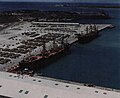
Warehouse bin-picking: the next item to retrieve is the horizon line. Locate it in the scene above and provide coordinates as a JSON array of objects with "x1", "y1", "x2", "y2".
[{"x1": 0, "y1": 1, "x2": 119, "y2": 4}]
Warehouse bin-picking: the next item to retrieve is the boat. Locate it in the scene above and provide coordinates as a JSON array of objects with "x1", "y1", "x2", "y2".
[
  {"x1": 18, "y1": 38, "x2": 70, "y2": 71},
  {"x1": 76, "y1": 25, "x2": 99, "y2": 43}
]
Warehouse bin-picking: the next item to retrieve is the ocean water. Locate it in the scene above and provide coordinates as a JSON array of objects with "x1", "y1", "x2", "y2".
[
  {"x1": 0, "y1": 2, "x2": 120, "y2": 89},
  {"x1": 40, "y1": 8, "x2": 120, "y2": 89}
]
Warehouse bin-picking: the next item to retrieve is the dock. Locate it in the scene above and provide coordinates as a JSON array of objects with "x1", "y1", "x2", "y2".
[
  {"x1": 0, "y1": 22, "x2": 119, "y2": 98},
  {"x1": 0, "y1": 22, "x2": 113, "y2": 71},
  {"x1": 0, "y1": 71, "x2": 119, "y2": 98}
]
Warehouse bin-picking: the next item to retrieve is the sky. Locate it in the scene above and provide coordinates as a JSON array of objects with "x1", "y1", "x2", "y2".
[{"x1": 0, "y1": 0, "x2": 119, "y2": 3}]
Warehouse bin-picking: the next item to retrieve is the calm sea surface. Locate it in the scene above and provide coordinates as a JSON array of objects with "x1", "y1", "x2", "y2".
[{"x1": 0, "y1": 2, "x2": 120, "y2": 89}]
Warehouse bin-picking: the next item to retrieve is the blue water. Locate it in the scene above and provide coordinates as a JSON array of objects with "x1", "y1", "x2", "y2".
[
  {"x1": 39, "y1": 8, "x2": 120, "y2": 89},
  {"x1": 0, "y1": 2, "x2": 120, "y2": 89}
]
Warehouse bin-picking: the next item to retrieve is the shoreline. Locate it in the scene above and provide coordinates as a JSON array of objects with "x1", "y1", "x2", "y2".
[{"x1": 0, "y1": 71, "x2": 120, "y2": 98}]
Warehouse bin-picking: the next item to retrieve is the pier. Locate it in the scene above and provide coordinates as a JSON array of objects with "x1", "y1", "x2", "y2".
[
  {"x1": 0, "y1": 22, "x2": 113, "y2": 71},
  {"x1": 0, "y1": 71, "x2": 119, "y2": 98},
  {"x1": 0, "y1": 19, "x2": 119, "y2": 98}
]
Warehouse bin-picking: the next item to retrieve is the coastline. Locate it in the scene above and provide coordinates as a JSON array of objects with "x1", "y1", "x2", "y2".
[
  {"x1": 0, "y1": 71, "x2": 120, "y2": 98},
  {"x1": 0, "y1": 2, "x2": 117, "y2": 91}
]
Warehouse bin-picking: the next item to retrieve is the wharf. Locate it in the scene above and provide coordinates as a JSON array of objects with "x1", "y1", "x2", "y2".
[
  {"x1": 0, "y1": 71, "x2": 119, "y2": 98},
  {"x1": 0, "y1": 22, "x2": 113, "y2": 71}
]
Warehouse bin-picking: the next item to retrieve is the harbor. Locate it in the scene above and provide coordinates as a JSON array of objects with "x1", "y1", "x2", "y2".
[
  {"x1": 0, "y1": 21, "x2": 113, "y2": 72},
  {"x1": 0, "y1": 1, "x2": 120, "y2": 98}
]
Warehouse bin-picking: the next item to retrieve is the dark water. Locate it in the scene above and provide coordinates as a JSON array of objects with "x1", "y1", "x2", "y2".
[
  {"x1": 39, "y1": 8, "x2": 120, "y2": 89},
  {"x1": 0, "y1": 2, "x2": 120, "y2": 89},
  {"x1": 0, "y1": 2, "x2": 119, "y2": 12}
]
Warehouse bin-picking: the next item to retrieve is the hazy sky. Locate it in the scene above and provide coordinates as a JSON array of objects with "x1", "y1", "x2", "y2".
[{"x1": 0, "y1": 0, "x2": 119, "y2": 3}]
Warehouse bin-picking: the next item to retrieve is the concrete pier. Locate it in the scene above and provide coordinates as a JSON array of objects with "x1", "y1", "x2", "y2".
[{"x1": 0, "y1": 71, "x2": 119, "y2": 98}]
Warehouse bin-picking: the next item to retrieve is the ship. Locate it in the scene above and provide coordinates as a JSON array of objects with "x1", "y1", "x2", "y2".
[
  {"x1": 76, "y1": 25, "x2": 99, "y2": 43},
  {"x1": 18, "y1": 38, "x2": 70, "y2": 71}
]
